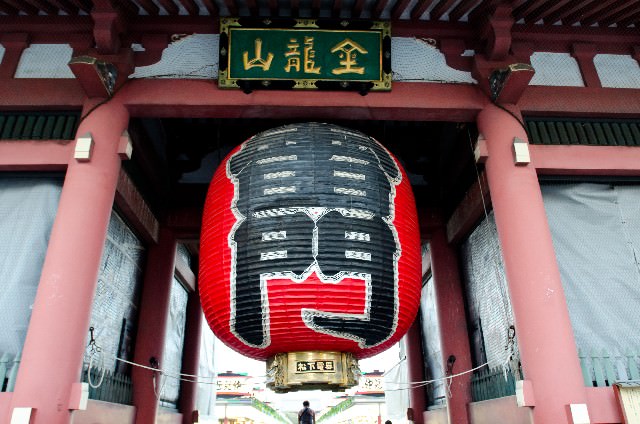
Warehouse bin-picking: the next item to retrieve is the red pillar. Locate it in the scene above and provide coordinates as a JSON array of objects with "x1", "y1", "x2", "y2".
[
  {"x1": 478, "y1": 103, "x2": 589, "y2": 422},
  {"x1": 132, "y1": 228, "x2": 177, "y2": 424},
  {"x1": 405, "y1": 317, "x2": 426, "y2": 424},
  {"x1": 8, "y1": 100, "x2": 128, "y2": 424},
  {"x1": 179, "y1": 290, "x2": 203, "y2": 424},
  {"x1": 429, "y1": 225, "x2": 472, "y2": 424}
]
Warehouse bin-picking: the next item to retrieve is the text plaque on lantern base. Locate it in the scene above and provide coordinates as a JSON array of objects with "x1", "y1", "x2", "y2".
[{"x1": 266, "y1": 351, "x2": 360, "y2": 393}]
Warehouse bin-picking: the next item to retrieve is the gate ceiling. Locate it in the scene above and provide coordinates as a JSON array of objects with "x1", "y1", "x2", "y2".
[{"x1": 1, "y1": 0, "x2": 639, "y2": 29}]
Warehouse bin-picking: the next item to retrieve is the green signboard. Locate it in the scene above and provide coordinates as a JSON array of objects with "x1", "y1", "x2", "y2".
[{"x1": 219, "y1": 18, "x2": 391, "y2": 92}]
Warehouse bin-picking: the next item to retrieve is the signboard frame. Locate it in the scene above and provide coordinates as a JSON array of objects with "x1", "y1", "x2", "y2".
[{"x1": 218, "y1": 18, "x2": 392, "y2": 93}]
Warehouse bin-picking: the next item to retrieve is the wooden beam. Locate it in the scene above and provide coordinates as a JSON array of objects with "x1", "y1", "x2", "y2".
[
  {"x1": 174, "y1": 252, "x2": 196, "y2": 292},
  {"x1": 167, "y1": 207, "x2": 203, "y2": 240},
  {"x1": 115, "y1": 168, "x2": 160, "y2": 245},
  {"x1": 446, "y1": 171, "x2": 490, "y2": 244},
  {"x1": 0, "y1": 139, "x2": 72, "y2": 171},
  {"x1": 118, "y1": 80, "x2": 486, "y2": 121},
  {"x1": 531, "y1": 144, "x2": 640, "y2": 176}
]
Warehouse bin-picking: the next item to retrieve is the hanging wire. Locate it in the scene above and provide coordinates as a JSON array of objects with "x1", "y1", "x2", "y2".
[
  {"x1": 77, "y1": 64, "x2": 218, "y2": 127},
  {"x1": 86, "y1": 327, "x2": 106, "y2": 389},
  {"x1": 465, "y1": 125, "x2": 522, "y2": 381}
]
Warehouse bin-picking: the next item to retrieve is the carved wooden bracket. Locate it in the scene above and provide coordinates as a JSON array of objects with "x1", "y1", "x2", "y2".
[
  {"x1": 480, "y1": 5, "x2": 514, "y2": 61},
  {"x1": 571, "y1": 43, "x2": 600, "y2": 88},
  {"x1": 92, "y1": 10, "x2": 126, "y2": 54},
  {"x1": 68, "y1": 49, "x2": 135, "y2": 98},
  {"x1": 0, "y1": 33, "x2": 29, "y2": 79}
]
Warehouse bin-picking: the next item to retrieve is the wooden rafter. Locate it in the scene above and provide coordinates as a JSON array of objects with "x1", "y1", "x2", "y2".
[
  {"x1": 332, "y1": 0, "x2": 342, "y2": 17},
  {"x1": 177, "y1": 0, "x2": 201, "y2": 15},
  {"x1": 448, "y1": 0, "x2": 480, "y2": 22},
  {"x1": 513, "y1": 0, "x2": 550, "y2": 20},
  {"x1": 311, "y1": 0, "x2": 321, "y2": 17},
  {"x1": 351, "y1": 0, "x2": 367, "y2": 18},
  {"x1": 545, "y1": 0, "x2": 595, "y2": 25},
  {"x1": 467, "y1": 0, "x2": 504, "y2": 22},
  {"x1": 524, "y1": 0, "x2": 575, "y2": 24},
  {"x1": 409, "y1": 0, "x2": 431, "y2": 20},
  {"x1": 268, "y1": 0, "x2": 278, "y2": 16},
  {"x1": 614, "y1": 7, "x2": 640, "y2": 27},
  {"x1": 430, "y1": 0, "x2": 460, "y2": 20},
  {"x1": 221, "y1": 0, "x2": 237, "y2": 16},
  {"x1": 111, "y1": 0, "x2": 140, "y2": 16},
  {"x1": 244, "y1": 0, "x2": 258, "y2": 15},
  {"x1": 563, "y1": 0, "x2": 619, "y2": 25},
  {"x1": 134, "y1": 0, "x2": 161, "y2": 14},
  {"x1": 373, "y1": 0, "x2": 390, "y2": 18},
  {"x1": 199, "y1": 0, "x2": 219, "y2": 15},
  {"x1": 3, "y1": 0, "x2": 39, "y2": 14},
  {"x1": 599, "y1": 1, "x2": 640, "y2": 26},
  {"x1": 25, "y1": 0, "x2": 58, "y2": 14},
  {"x1": 290, "y1": 0, "x2": 299, "y2": 17},
  {"x1": 155, "y1": 0, "x2": 179, "y2": 14},
  {"x1": 46, "y1": 0, "x2": 79, "y2": 14},
  {"x1": 581, "y1": 0, "x2": 638, "y2": 26},
  {"x1": 67, "y1": 0, "x2": 91, "y2": 12},
  {"x1": 0, "y1": 0, "x2": 19, "y2": 14},
  {"x1": 391, "y1": 0, "x2": 413, "y2": 20}
]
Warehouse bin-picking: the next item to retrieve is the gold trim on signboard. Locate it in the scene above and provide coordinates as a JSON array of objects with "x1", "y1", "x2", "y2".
[
  {"x1": 266, "y1": 351, "x2": 361, "y2": 393},
  {"x1": 218, "y1": 18, "x2": 391, "y2": 91}
]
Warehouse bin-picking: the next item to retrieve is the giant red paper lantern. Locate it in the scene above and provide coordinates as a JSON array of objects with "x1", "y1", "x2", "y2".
[{"x1": 200, "y1": 123, "x2": 421, "y2": 379}]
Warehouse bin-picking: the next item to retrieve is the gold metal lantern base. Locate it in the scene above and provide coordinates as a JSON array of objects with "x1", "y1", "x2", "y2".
[{"x1": 266, "y1": 351, "x2": 361, "y2": 393}]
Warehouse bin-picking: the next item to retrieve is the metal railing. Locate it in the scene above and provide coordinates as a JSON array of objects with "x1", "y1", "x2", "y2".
[
  {"x1": 0, "y1": 352, "x2": 20, "y2": 393},
  {"x1": 579, "y1": 349, "x2": 640, "y2": 387},
  {"x1": 471, "y1": 367, "x2": 516, "y2": 402},
  {"x1": 82, "y1": 365, "x2": 133, "y2": 405}
]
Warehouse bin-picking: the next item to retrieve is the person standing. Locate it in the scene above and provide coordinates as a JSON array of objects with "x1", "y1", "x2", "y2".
[{"x1": 298, "y1": 400, "x2": 316, "y2": 424}]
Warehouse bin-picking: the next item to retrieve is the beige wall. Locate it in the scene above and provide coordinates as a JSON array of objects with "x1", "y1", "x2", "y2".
[
  {"x1": 71, "y1": 400, "x2": 136, "y2": 424},
  {"x1": 469, "y1": 396, "x2": 533, "y2": 424}
]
